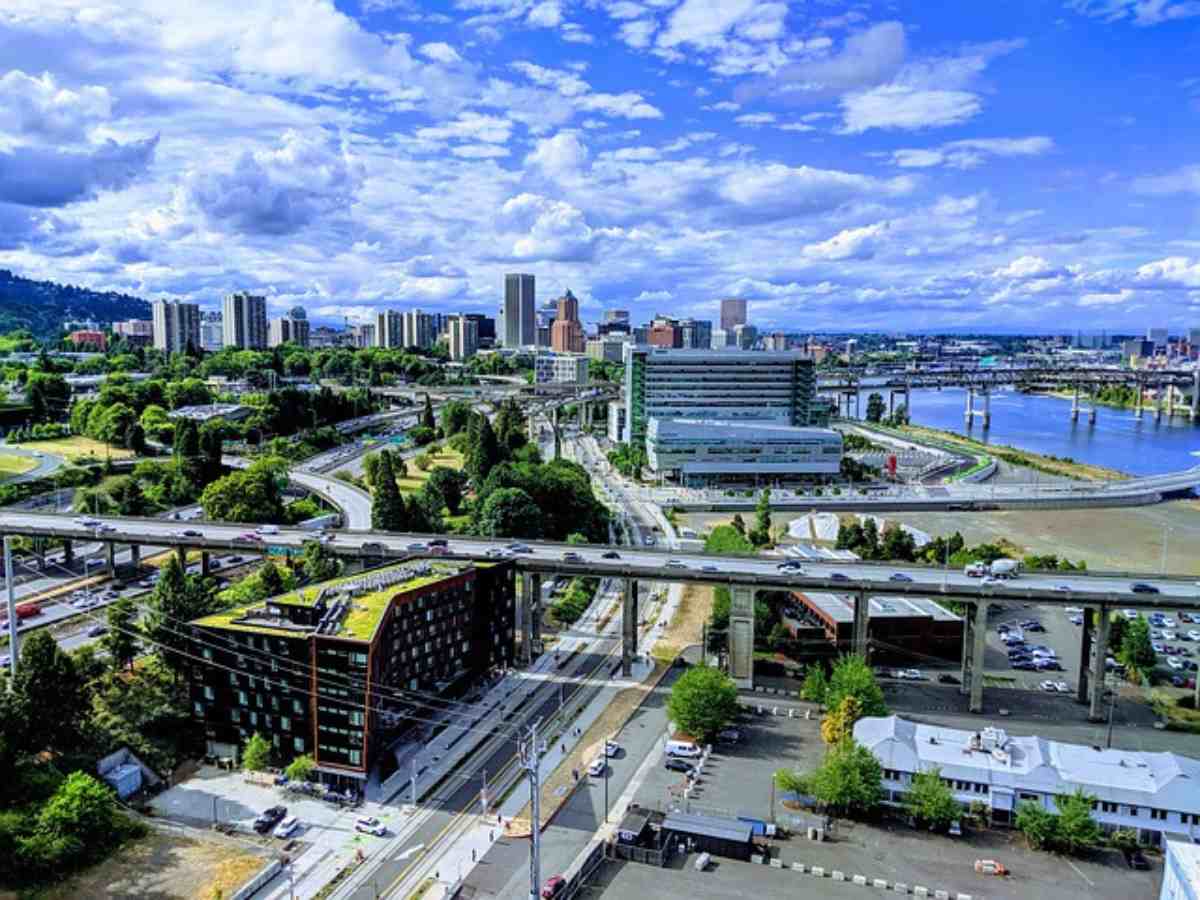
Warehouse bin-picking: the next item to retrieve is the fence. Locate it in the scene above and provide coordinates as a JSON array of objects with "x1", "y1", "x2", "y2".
[
  {"x1": 231, "y1": 859, "x2": 282, "y2": 900},
  {"x1": 561, "y1": 841, "x2": 611, "y2": 899},
  {"x1": 609, "y1": 843, "x2": 666, "y2": 867}
]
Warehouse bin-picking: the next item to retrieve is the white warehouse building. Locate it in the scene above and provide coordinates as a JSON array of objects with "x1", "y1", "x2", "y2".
[
  {"x1": 645, "y1": 418, "x2": 842, "y2": 485},
  {"x1": 855, "y1": 715, "x2": 1200, "y2": 846}
]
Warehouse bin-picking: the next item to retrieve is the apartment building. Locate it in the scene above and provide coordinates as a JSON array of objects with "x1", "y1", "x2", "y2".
[
  {"x1": 152, "y1": 299, "x2": 201, "y2": 354},
  {"x1": 222, "y1": 292, "x2": 268, "y2": 349}
]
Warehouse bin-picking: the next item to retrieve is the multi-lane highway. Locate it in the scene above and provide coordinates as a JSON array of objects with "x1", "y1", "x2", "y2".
[{"x1": 2, "y1": 510, "x2": 1200, "y2": 610}]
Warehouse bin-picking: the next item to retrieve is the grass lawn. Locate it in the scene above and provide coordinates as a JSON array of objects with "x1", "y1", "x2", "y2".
[
  {"x1": 14, "y1": 435, "x2": 134, "y2": 461},
  {"x1": 0, "y1": 452, "x2": 37, "y2": 477},
  {"x1": 396, "y1": 447, "x2": 465, "y2": 495}
]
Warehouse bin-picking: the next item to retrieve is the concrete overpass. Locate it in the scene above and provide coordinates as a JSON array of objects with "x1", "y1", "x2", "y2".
[{"x1": 4, "y1": 511, "x2": 1200, "y2": 720}]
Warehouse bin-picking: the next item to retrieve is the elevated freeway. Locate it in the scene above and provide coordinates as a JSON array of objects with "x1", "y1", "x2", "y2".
[{"x1": 3, "y1": 510, "x2": 1200, "y2": 718}]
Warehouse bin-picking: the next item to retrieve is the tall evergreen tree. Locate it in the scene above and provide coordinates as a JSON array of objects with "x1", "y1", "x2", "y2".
[
  {"x1": 422, "y1": 393, "x2": 436, "y2": 430},
  {"x1": 466, "y1": 416, "x2": 501, "y2": 487},
  {"x1": 143, "y1": 555, "x2": 213, "y2": 682},
  {"x1": 370, "y1": 450, "x2": 407, "y2": 531}
]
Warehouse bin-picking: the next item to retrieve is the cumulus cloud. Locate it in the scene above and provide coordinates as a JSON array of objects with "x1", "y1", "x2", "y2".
[
  {"x1": 525, "y1": 130, "x2": 590, "y2": 178},
  {"x1": 717, "y1": 164, "x2": 912, "y2": 221},
  {"x1": 501, "y1": 192, "x2": 597, "y2": 261},
  {"x1": 418, "y1": 42, "x2": 462, "y2": 64},
  {"x1": 840, "y1": 85, "x2": 981, "y2": 133},
  {"x1": 187, "y1": 130, "x2": 361, "y2": 235},
  {"x1": 0, "y1": 136, "x2": 158, "y2": 207},
  {"x1": 802, "y1": 222, "x2": 889, "y2": 260},
  {"x1": 0, "y1": 70, "x2": 112, "y2": 141},
  {"x1": 1067, "y1": 0, "x2": 1200, "y2": 25},
  {"x1": 993, "y1": 255, "x2": 1055, "y2": 278},
  {"x1": 416, "y1": 112, "x2": 512, "y2": 143}
]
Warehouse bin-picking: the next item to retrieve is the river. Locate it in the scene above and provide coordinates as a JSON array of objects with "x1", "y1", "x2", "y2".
[{"x1": 840, "y1": 388, "x2": 1200, "y2": 477}]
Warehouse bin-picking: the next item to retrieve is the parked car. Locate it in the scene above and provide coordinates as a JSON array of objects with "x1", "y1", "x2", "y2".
[
  {"x1": 1039, "y1": 680, "x2": 1058, "y2": 692},
  {"x1": 664, "y1": 758, "x2": 695, "y2": 775},
  {"x1": 1124, "y1": 849, "x2": 1151, "y2": 870},
  {"x1": 716, "y1": 727, "x2": 743, "y2": 743},
  {"x1": 274, "y1": 816, "x2": 300, "y2": 838},
  {"x1": 605, "y1": 740, "x2": 621, "y2": 757},
  {"x1": 587, "y1": 758, "x2": 606, "y2": 777},
  {"x1": 541, "y1": 875, "x2": 566, "y2": 899},
  {"x1": 1167, "y1": 658, "x2": 1185, "y2": 671},
  {"x1": 1055, "y1": 681, "x2": 1071, "y2": 693},
  {"x1": 1011, "y1": 660, "x2": 1037, "y2": 670},
  {"x1": 253, "y1": 806, "x2": 287, "y2": 834}
]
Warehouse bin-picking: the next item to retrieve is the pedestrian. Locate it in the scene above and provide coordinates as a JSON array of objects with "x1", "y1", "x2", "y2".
[
  {"x1": 561, "y1": 743, "x2": 566, "y2": 754},
  {"x1": 472, "y1": 849, "x2": 477, "y2": 862}
]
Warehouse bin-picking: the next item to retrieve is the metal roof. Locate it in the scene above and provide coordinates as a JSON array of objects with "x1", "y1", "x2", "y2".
[{"x1": 662, "y1": 812, "x2": 754, "y2": 843}]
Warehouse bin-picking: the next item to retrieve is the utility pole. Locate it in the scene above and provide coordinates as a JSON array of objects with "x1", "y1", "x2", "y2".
[
  {"x1": 411, "y1": 756, "x2": 418, "y2": 807},
  {"x1": 4, "y1": 536, "x2": 16, "y2": 680},
  {"x1": 519, "y1": 719, "x2": 546, "y2": 900}
]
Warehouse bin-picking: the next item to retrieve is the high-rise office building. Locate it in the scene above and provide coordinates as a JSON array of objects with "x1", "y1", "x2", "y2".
[
  {"x1": 550, "y1": 290, "x2": 585, "y2": 353},
  {"x1": 152, "y1": 299, "x2": 201, "y2": 354},
  {"x1": 733, "y1": 323, "x2": 758, "y2": 350},
  {"x1": 113, "y1": 319, "x2": 153, "y2": 347},
  {"x1": 648, "y1": 316, "x2": 682, "y2": 348},
  {"x1": 678, "y1": 319, "x2": 713, "y2": 350},
  {"x1": 448, "y1": 315, "x2": 479, "y2": 361},
  {"x1": 720, "y1": 298, "x2": 747, "y2": 331},
  {"x1": 222, "y1": 292, "x2": 268, "y2": 349},
  {"x1": 622, "y1": 347, "x2": 827, "y2": 445},
  {"x1": 351, "y1": 323, "x2": 375, "y2": 348},
  {"x1": 710, "y1": 328, "x2": 732, "y2": 350},
  {"x1": 604, "y1": 309, "x2": 630, "y2": 324},
  {"x1": 375, "y1": 310, "x2": 403, "y2": 348},
  {"x1": 402, "y1": 309, "x2": 436, "y2": 350},
  {"x1": 463, "y1": 314, "x2": 496, "y2": 348},
  {"x1": 503, "y1": 274, "x2": 536, "y2": 348},
  {"x1": 200, "y1": 312, "x2": 223, "y2": 351},
  {"x1": 766, "y1": 332, "x2": 789, "y2": 351},
  {"x1": 268, "y1": 316, "x2": 310, "y2": 348},
  {"x1": 1147, "y1": 327, "x2": 1170, "y2": 350}
]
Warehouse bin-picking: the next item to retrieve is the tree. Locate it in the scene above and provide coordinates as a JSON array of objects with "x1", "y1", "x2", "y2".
[
  {"x1": 24, "y1": 372, "x2": 69, "y2": 421},
  {"x1": 258, "y1": 561, "x2": 285, "y2": 597},
  {"x1": 731, "y1": 513, "x2": 746, "y2": 536},
  {"x1": 821, "y1": 695, "x2": 863, "y2": 745},
  {"x1": 301, "y1": 540, "x2": 339, "y2": 582},
  {"x1": 35, "y1": 772, "x2": 123, "y2": 863},
  {"x1": 1015, "y1": 801, "x2": 1058, "y2": 850},
  {"x1": 800, "y1": 664, "x2": 829, "y2": 704},
  {"x1": 748, "y1": 489, "x2": 772, "y2": 547},
  {"x1": 466, "y1": 416, "x2": 501, "y2": 487},
  {"x1": 667, "y1": 665, "x2": 739, "y2": 740},
  {"x1": 424, "y1": 467, "x2": 466, "y2": 515},
  {"x1": 200, "y1": 466, "x2": 285, "y2": 524},
  {"x1": 825, "y1": 655, "x2": 888, "y2": 719},
  {"x1": 806, "y1": 740, "x2": 883, "y2": 815},
  {"x1": 422, "y1": 393, "x2": 435, "y2": 430},
  {"x1": 11, "y1": 630, "x2": 88, "y2": 755},
  {"x1": 117, "y1": 477, "x2": 148, "y2": 516},
  {"x1": 566, "y1": 532, "x2": 587, "y2": 545},
  {"x1": 1119, "y1": 615, "x2": 1156, "y2": 678},
  {"x1": 860, "y1": 517, "x2": 880, "y2": 558},
  {"x1": 242, "y1": 733, "x2": 271, "y2": 771},
  {"x1": 904, "y1": 767, "x2": 960, "y2": 830},
  {"x1": 285, "y1": 754, "x2": 316, "y2": 783},
  {"x1": 773, "y1": 768, "x2": 809, "y2": 798},
  {"x1": 703, "y1": 524, "x2": 753, "y2": 555},
  {"x1": 102, "y1": 598, "x2": 139, "y2": 672},
  {"x1": 370, "y1": 450, "x2": 407, "y2": 532},
  {"x1": 478, "y1": 487, "x2": 541, "y2": 538},
  {"x1": 1055, "y1": 789, "x2": 1103, "y2": 854},
  {"x1": 143, "y1": 554, "x2": 214, "y2": 680},
  {"x1": 440, "y1": 400, "x2": 474, "y2": 437},
  {"x1": 865, "y1": 392, "x2": 886, "y2": 423}
]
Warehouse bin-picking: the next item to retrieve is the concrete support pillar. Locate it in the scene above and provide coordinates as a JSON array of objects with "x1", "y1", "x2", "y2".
[
  {"x1": 530, "y1": 572, "x2": 542, "y2": 651},
  {"x1": 964, "y1": 388, "x2": 974, "y2": 422},
  {"x1": 519, "y1": 572, "x2": 542, "y2": 665},
  {"x1": 1193, "y1": 371, "x2": 1200, "y2": 422},
  {"x1": 1168, "y1": 385, "x2": 1176, "y2": 418},
  {"x1": 852, "y1": 590, "x2": 870, "y2": 658},
  {"x1": 968, "y1": 601, "x2": 988, "y2": 714},
  {"x1": 1156, "y1": 387, "x2": 1164, "y2": 422},
  {"x1": 1135, "y1": 380, "x2": 1144, "y2": 419},
  {"x1": 62, "y1": 539, "x2": 73, "y2": 565},
  {"x1": 959, "y1": 605, "x2": 974, "y2": 695},
  {"x1": 176, "y1": 545, "x2": 186, "y2": 568},
  {"x1": 1076, "y1": 608, "x2": 1095, "y2": 704},
  {"x1": 105, "y1": 541, "x2": 116, "y2": 576},
  {"x1": 201, "y1": 550, "x2": 211, "y2": 578},
  {"x1": 1071, "y1": 385, "x2": 1080, "y2": 421},
  {"x1": 982, "y1": 388, "x2": 991, "y2": 429},
  {"x1": 729, "y1": 584, "x2": 756, "y2": 690},
  {"x1": 129, "y1": 543, "x2": 140, "y2": 567},
  {"x1": 622, "y1": 578, "x2": 638, "y2": 677},
  {"x1": 1088, "y1": 390, "x2": 1097, "y2": 425},
  {"x1": 1088, "y1": 605, "x2": 1111, "y2": 723}
]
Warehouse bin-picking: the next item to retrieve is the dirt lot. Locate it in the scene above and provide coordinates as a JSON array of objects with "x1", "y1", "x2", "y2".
[
  {"x1": 27, "y1": 825, "x2": 270, "y2": 900},
  {"x1": 653, "y1": 583, "x2": 712, "y2": 662}
]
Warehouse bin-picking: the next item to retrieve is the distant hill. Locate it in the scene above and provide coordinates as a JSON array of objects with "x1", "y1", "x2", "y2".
[{"x1": 0, "y1": 270, "x2": 151, "y2": 341}]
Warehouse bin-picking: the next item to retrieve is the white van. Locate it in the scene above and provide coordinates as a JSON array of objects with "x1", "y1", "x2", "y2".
[
  {"x1": 665, "y1": 739, "x2": 701, "y2": 758},
  {"x1": 256, "y1": 524, "x2": 280, "y2": 535}
]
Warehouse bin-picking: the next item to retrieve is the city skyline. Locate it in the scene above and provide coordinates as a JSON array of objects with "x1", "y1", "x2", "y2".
[{"x1": 0, "y1": 3, "x2": 1198, "y2": 331}]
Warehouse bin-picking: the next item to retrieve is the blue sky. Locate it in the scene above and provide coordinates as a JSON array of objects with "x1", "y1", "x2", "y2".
[{"x1": 1, "y1": 0, "x2": 1198, "y2": 333}]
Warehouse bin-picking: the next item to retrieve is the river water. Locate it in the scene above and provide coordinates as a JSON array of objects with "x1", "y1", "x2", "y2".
[{"x1": 841, "y1": 388, "x2": 1200, "y2": 476}]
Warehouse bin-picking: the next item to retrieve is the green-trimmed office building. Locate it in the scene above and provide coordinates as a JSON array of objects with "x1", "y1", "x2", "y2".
[{"x1": 189, "y1": 559, "x2": 516, "y2": 783}]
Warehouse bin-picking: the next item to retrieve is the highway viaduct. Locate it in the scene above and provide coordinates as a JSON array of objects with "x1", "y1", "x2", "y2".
[{"x1": 5, "y1": 512, "x2": 1200, "y2": 722}]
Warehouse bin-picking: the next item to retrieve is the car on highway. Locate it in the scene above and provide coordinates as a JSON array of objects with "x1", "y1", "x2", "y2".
[
  {"x1": 541, "y1": 875, "x2": 566, "y2": 899},
  {"x1": 664, "y1": 758, "x2": 695, "y2": 775},
  {"x1": 235, "y1": 532, "x2": 262, "y2": 542},
  {"x1": 1122, "y1": 609, "x2": 1139, "y2": 620},
  {"x1": 1055, "y1": 584, "x2": 1072, "y2": 592},
  {"x1": 406, "y1": 542, "x2": 427, "y2": 552},
  {"x1": 664, "y1": 559, "x2": 687, "y2": 569},
  {"x1": 273, "y1": 815, "x2": 300, "y2": 839},
  {"x1": 508, "y1": 543, "x2": 533, "y2": 554},
  {"x1": 253, "y1": 806, "x2": 287, "y2": 834},
  {"x1": 830, "y1": 572, "x2": 849, "y2": 582},
  {"x1": 601, "y1": 550, "x2": 621, "y2": 560},
  {"x1": 86, "y1": 624, "x2": 107, "y2": 637},
  {"x1": 485, "y1": 547, "x2": 506, "y2": 558},
  {"x1": 361, "y1": 541, "x2": 386, "y2": 553},
  {"x1": 355, "y1": 816, "x2": 387, "y2": 836},
  {"x1": 179, "y1": 529, "x2": 202, "y2": 538},
  {"x1": 561, "y1": 551, "x2": 583, "y2": 563},
  {"x1": 777, "y1": 561, "x2": 804, "y2": 572},
  {"x1": 1131, "y1": 582, "x2": 1160, "y2": 594},
  {"x1": 981, "y1": 575, "x2": 999, "y2": 585},
  {"x1": 889, "y1": 573, "x2": 913, "y2": 583},
  {"x1": 428, "y1": 538, "x2": 449, "y2": 548},
  {"x1": 938, "y1": 673, "x2": 961, "y2": 685},
  {"x1": 701, "y1": 564, "x2": 719, "y2": 573}
]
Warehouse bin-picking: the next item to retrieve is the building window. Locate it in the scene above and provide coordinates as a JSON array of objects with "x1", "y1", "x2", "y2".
[
  {"x1": 202, "y1": 647, "x2": 213, "y2": 660},
  {"x1": 237, "y1": 690, "x2": 248, "y2": 706},
  {"x1": 292, "y1": 699, "x2": 303, "y2": 715},
  {"x1": 1100, "y1": 802, "x2": 1118, "y2": 814},
  {"x1": 231, "y1": 710, "x2": 241, "y2": 724},
  {"x1": 1018, "y1": 792, "x2": 1039, "y2": 802},
  {"x1": 293, "y1": 737, "x2": 304, "y2": 753},
  {"x1": 1128, "y1": 807, "x2": 1138, "y2": 817},
  {"x1": 349, "y1": 749, "x2": 362, "y2": 766},
  {"x1": 193, "y1": 701, "x2": 203, "y2": 717},
  {"x1": 280, "y1": 716, "x2": 291, "y2": 731},
  {"x1": 1151, "y1": 809, "x2": 1167, "y2": 821},
  {"x1": 229, "y1": 671, "x2": 239, "y2": 686},
  {"x1": 349, "y1": 711, "x2": 364, "y2": 727},
  {"x1": 204, "y1": 685, "x2": 215, "y2": 701}
]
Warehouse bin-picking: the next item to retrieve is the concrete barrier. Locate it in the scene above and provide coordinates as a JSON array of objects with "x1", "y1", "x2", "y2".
[
  {"x1": 935, "y1": 891, "x2": 949, "y2": 900},
  {"x1": 914, "y1": 888, "x2": 928, "y2": 898},
  {"x1": 832, "y1": 870, "x2": 845, "y2": 881},
  {"x1": 791, "y1": 863, "x2": 806, "y2": 873},
  {"x1": 811, "y1": 866, "x2": 825, "y2": 877},
  {"x1": 770, "y1": 859, "x2": 783, "y2": 869},
  {"x1": 751, "y1": 855, "x2": 764, "y2": 865},
  {"x1": 894, "y1": 883, "x2": 907, "y2": 894},
  {"x1": 231, "y1": 860, "x2": 282, "y2": 900},
  {"x1": 874, "y1": 879, "x2": 889, "y2": 889},
  {"x1": 854, "y1": 875, "x2": 869, "y2": 886},
  {"x1": 956, "y1": 895, "x2": 973, "y2": 900}
]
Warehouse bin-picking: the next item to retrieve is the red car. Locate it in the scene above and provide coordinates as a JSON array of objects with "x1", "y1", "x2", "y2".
[{"x1": 541, "y1": 875, "x2": 565, "y2": 898}]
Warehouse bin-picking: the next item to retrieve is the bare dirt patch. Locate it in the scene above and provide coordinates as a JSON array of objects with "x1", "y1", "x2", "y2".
[
  {"x1": 33, "y1": 825, "x2": 270, "y2": 900},
  {"x1": 652, "y1": 582, "x2": 712, "y2": 662}
]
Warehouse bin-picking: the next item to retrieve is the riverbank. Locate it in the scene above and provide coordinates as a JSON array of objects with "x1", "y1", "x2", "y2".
[
  {"x1": 896, "y1": 422, "x2": 1129, "y2": 481},
  {"x1": 1040, "y1": 388, "x2": 1138, "y2": 412}
]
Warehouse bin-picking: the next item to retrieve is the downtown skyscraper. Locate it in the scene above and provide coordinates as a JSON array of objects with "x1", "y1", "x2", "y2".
[{"x1": 503, "y1": 274, "x2": 536, "y2": 348}]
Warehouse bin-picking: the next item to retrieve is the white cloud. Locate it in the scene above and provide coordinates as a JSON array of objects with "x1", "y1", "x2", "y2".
[
  {"x1": 1135, "y1": 256, "x2": 1200, "y2": 287},
  {"x1": 608, "y1": 146, "x2": 660, "y2": 161},
  {"x1": 802, "y1": 222, "x2": 889, "y2": 260},
  {"x1": 658, "y1": 0, "x2": 762, "y2": 49},
  {"x1": 577, "y1": 91, "x2": 662, "y2": 119},
  {"x1": 618, "y1": 19, "x2": 657, "y2": 48},
  {"x1": 891, "y1": 136, "x2": 1053, "y2": 169},
  {"x1": 635, "y1": 289, "x2": 673, "y2": 302},
  {"x1": 703, "y1": 101, "x2": 741, "y2": 112},
  {"x1": 718, "y1": 164, "x2": 912, "y2": 220},
  {"x1": 606, "y1": 2, "x2": 647, "y2": 21},
  {"x1": 892, "y1": 149, "x2": 945, "y2": 168},
  {"x1": 451, "y1": 144, "x2": 510, "y2": 158},
  {"x1": 511, "y1": 61, "x2": 590, "y2": 96},
  {"x1": 1067, "y1": 0, "x2": 1200, "y2": 25},
  {"x1": 1079, "y1": 288, "x2": 1134, "y2": 306},
  {"x1": 1132, "y1": 164, "x2": 1200, "y2": 195},
  {"x1": 0, "y1": 70, "x2": 112, "y2": 141},
  {"x1": 841, "y1": 85, "x2": 981, "y2": 133},
  {"x1": 527, "y1": 1, "x2": 563, "y2": 27},
  {"x1": 993, "y1": 255, "x2": 1053, "y2": 278},
  {"x1": 735, "y1": 112, "x2": 776, "y2": 127},
  {"x1": 418, "y1": 42, "x2": 462, "y2": 64},
  {"x1": 416, "y1": 112, "x2": 513, "y2": 143},
  {"x1": 525, "y1": 130, "x2": 590, "y2": 178},
  {"x1": 501, "y1": 192, "x2": 596, "y2": 261},
  {"x1": 560, "y1": 23, "x2": 594, "y2": 43}
]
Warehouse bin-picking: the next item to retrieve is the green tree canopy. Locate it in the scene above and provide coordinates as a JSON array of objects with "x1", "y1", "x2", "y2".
[
  {"x1": 826, "y1": 654, "x2": 888, "y2": 719},
  {"x1": 1015, "y1": 801, "x2": 1058, "y2": 850},
  {"x1": 424, "y1": 466, "x2": 466, "y2": 515},
  {"x1": 285, "y1": 754, "x2": 316, "y2": 782},
  {"x1": 749, "y1": 489, "x2": 772, "y2": 547},
  {"x1": 102, "y1": 597, "x2": 139, "y2": 672},
  {"x1": 242, "y1": 733, "x2": 271, "y2": 771},
  {"x1": 704, "y1": 524, "x2": 753, "y2": 555},
  {"x1": 904, "y1": 767, "x2": 960, "y2": 830},
  {"x1": 370, "y1": 450, "x2": 407, "y2": 532},
  {"x1": 143, "y1": 554, "x2": 215, "y2": 679},
  {"x1": 667, "y1": 665, "x2": 739, "y2": 740},
  {"x1": 11, "y1": 630, "x2": 89, "y2": 756},
  {"x1": 1119, "y1": 615, "x2": 1156, "y2": 678},
  {"x1": 199, "y1": 460, "x2": 285, "y2": 524},
  {"x1": 866, "y1": 392, "x2": 886, "y2": 423},
  {"x1": 800, "y1": 664, "x2": 829, "y2": 704},
  {"x1": 1055, "y1": 789, "x2": 1103, "y2": 854},
  {"x1": 477, "y1": 487, "x2": 541, "y2": 538},
  {"x1": 440, "y1": 400, "x2": 474, "y2": 437},
  {"x1": 806, "y1": 740, "x2": 883, "y2": 815}
]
